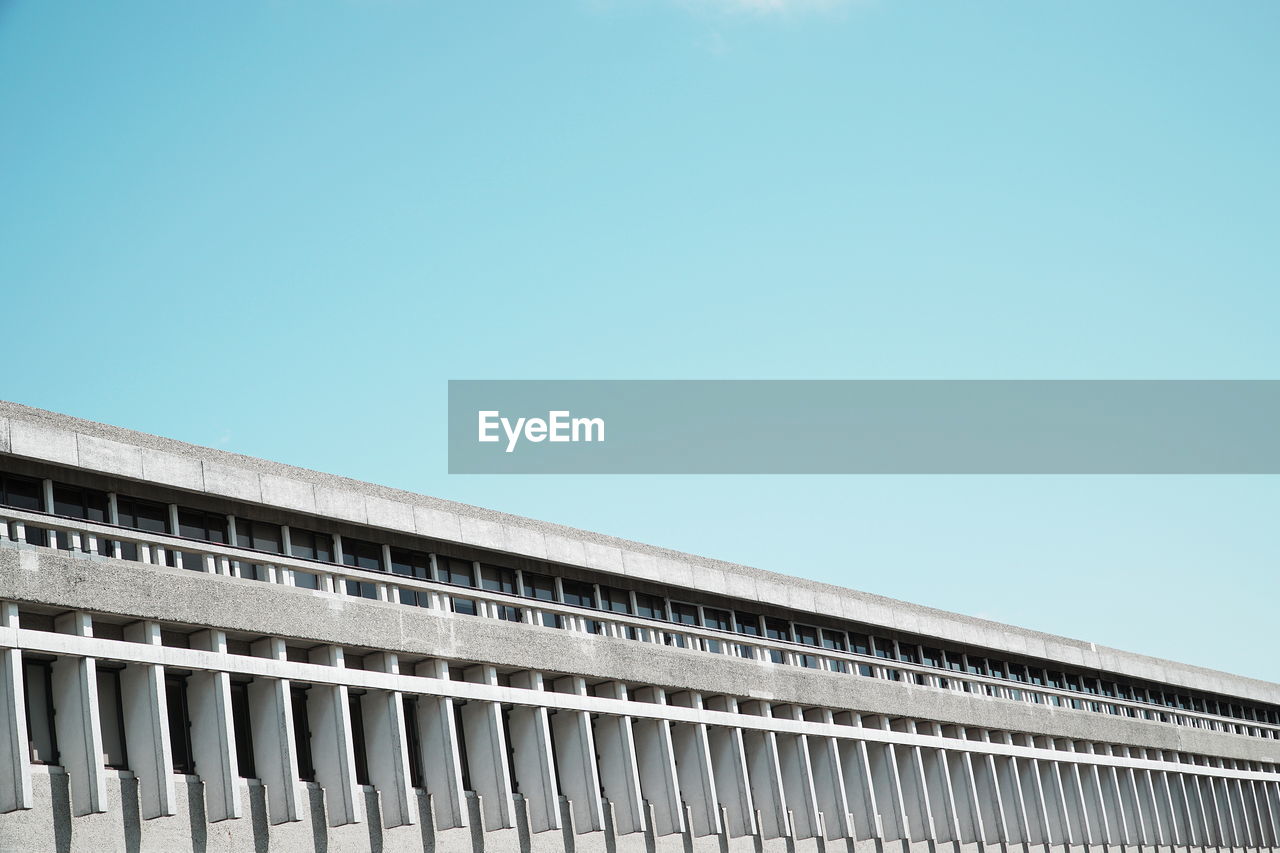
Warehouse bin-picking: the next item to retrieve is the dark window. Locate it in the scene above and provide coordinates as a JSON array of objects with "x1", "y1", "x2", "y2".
[
  {"x1": 177, "y1": 508, "x2": 227, "y2": 543},
  {"x1": 292, "y1": 687, "x2": 315, "y2": 782},
  {"x1": 404, "y1": 697, "x2": 424, "y2": 788},
  {"x1": 345, "y1": 579, "x2": 379, "y2": 599},
  {"x1": 428, "y1": 556, "x2": 466, "y2": 586},
  {"x1": 849, "y1": 633, "x2": 870, "y2": 656},
  {"x1": 293, "y1": 571, "x2": 320, "y2": 590},
  {"x1": 233, "y1": 518, "x2": 281, "y2": 553},
  {"x1": 704, "y1": 608, "x2": 732, "y2": 632},
  {"x1": 599, "y1": 586, "x2": 631, "y2": 614},
  {"x1": 0, "y1": 472, "x2": 42, "y2": 511},
  {"x1": 1008, "y1": 663, "x2": 1027, "y2": 682},
  {"x1": 391, "y1": 549, "x2": 432, "y2": 606},
  {"x1": 290, "y1": 528, "x2": 333, "y2": 562},
  {"x1": 966, "y1": 657, "x2": 986, "y2": 676},
  {"x1": 53, "y1": 484, "x2": 109, "y2": 522},
  {"x1": 349, "y1": 693, "x2": 370, "y2": 786},
  {"x1": 922, "y1": 647, "x2": 943, "y2": 668},
  {"x1": 341, "y1": 537, "x2": 383, "y2": 572},
  {"x1": 166, "y1": 675, "x2": 195, "y2": 775},
  {"x1": 988, "y1": 660, "x2": 1007, "y2": 679},
  {"x1": 519, "y1": 571, "x2": 555, "y2": 596},
  {"x1": 634, "y1": 593, "x2": 666, "y2": 621},
  {"x1": 898, "y1": 643, "x2": 919, "y2": 665},
  {"x1": 480, "y1": 564, "x2": 516, "y2": 595},
  {"x1": 117, "y1": 496, "x2": 168, "y2": 534},
  {"x1": 670, "y1": 602, "x2": 699, "y2": 626},
  {"x1": 764, "y1": 618, "x2": 790, "y2": 642},
  {"x1": 821, "y1": 629, "x2": 847, "y2": 652},
  {"x1": 734, "y1": 612, "x2": 761, "y2": 636},
  {"x1": 873, "y1": 637, "x2": 895, "y2": 659},
  {"x1": 945, "y1": 650, "x2": 965, "y2": 672},
  {"x1": 794, "y1": 624, "x2": 819, "y2": 646},
  {"x1": 230, "y1": 682, "x2": 256, "y2": 778},
  {"x1": 562, "y1": 580, "x2": 596, "y2": 609},
  {"x1": 22, "y1": 660, "x2": 58, "y2": 765},
  {"x1": 97, "y1": 668, "x2": 129, "y2": 770}
]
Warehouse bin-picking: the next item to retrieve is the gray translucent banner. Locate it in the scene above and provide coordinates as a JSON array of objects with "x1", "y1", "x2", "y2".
[{"x1": 447, "y1": 380, "x2": 1280, "y2": 474}]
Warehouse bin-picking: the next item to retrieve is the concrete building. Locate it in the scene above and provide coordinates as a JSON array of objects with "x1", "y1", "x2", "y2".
[{"x1": 0, "y1": 399, "x2": 1277, "y2": 853}]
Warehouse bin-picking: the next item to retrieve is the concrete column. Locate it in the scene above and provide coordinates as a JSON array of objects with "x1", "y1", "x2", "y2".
[
  {"x1": 840, "y1": 730, "x2": 882, "y2": 841},
  {"x1": 667, "y1": 691, "x2": 721, "y2": 838},
  {"x1": 706, "y1": 716, "x2": 756, "y2": 838},
  {"x1": 629, "y1": 687, "x2": 684, "y2": 837},
  {"x1": 188, "y1": 629, "x2": 242, "y2": 822},
  {"x1": 550, "y1": 676, "x2": 604, "y2": 833},
  {"x1": 905, "y1": 722, "x2": 939, "y2": 843},
  {"x1": 738, "y1": 700, "x2": 789, "y2": 840},
  {"x1": 772, "y1": 705, "x2": 821, "y2": 839},
  {"x1": 506, "y1": 671, "x2": 560, "y2": 834},
  {"x1": 51, "y1": 611, "x2": 106, "y2": 816},
  {"x1": 306, "y1": 645, "x2": 364, "y2": 826},
  {"x1": 0, "y1": 603, "x2": 32, "y2": 812},
  {"x1": 362, "y1": 653, "x2": 415, "y2": 828},
  {"x1": 412, "y1": 661, "x2": 468, "y2": 830},
  {"x1": 248, "y1": 637, "x2": 300, "y2": 825},
  {"x1": 459, "y1": 664, "x2": 515, "y2": 831},
  {"x1": 592, "y1": 681, "x2": 647, "y2": 836},
  {"x1": 803, "y1": 709, "x2": 852, "y2": 840},
  {"x1": 121, "y1": 620, "x2": 177, "y2": 819}
]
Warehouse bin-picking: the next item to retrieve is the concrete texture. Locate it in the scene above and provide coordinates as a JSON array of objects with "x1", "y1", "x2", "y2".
[{"x1": 0, "y1": 399, "x2": 1275, "y2": 709}]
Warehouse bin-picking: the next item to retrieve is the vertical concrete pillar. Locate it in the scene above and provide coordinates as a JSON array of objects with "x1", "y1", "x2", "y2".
[
  {"x1": 248, "y1": 637, "x2": 300, "y2": 825},
  {"x1": 803, "y1": 709, "x2": 852, "y2": 840},
  {"x1": 188, "y1": 629, "x2": 242, "y2": 822},
  {"x1": 362, "y1": 653, "x2": 415, "y2": 828},
  {"x1": 772, "y1": 705, "x2": 821, "y2": 840},
  {"x1": 0, "y1": 603, "x2": 32, "y2": 812},
  {"x1": 705, "y1": 697, "x2": 756, "y2": 838},
  {"x1": 904, "y1": 722, "x2": 939, "y2": 843},
  {"x1": 506, "y1": 671, "x2": 560, "y2": 834},
  {"x1": 306, "y1": 645, "x2": 364, "y2": 826},
  {"x1": 121, "y1": 620, "x2": 177, "y2": 819},
  {"x1": 738, "y1": 700, "x2": 789, "y2": 840},
  {"x1": 840, "y1": 727, "x2": 882, "y2": 841},
  {"x1": 630, "y1": 687, "x2": 684, "y2": 837},
  {"x1": 549, "y1": 676, "x2": 605, "y2": 834},
  {"x1": 412, "y1": 661, "x2": 468, "y2": 830},
  {"x1": 592, "y1": 681, "x2": 647, "y2": 836},
  {"x1": 51, "y1": 611, "x2": 106, "y2": 816},
  {"x1": 459, "y1": 664, "x2": 515, "y2": 831},
  {"x1": 667, "y1": 692, "x2": 721, "y2": 838}
]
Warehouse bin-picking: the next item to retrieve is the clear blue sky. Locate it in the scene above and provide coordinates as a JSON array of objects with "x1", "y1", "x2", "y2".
[{"x1": 1, "y1": 2, "x2": 1277, "y2": 680}]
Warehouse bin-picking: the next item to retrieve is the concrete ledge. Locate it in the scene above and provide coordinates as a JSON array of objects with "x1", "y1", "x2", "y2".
[{"x1": 1, "y1": 548, "x2": 1275, "y2": 765}]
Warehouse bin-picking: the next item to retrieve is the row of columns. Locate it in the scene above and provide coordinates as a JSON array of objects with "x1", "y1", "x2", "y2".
[{"x1": 1, "y1": 609, "x2": 1279, "y2": 849}]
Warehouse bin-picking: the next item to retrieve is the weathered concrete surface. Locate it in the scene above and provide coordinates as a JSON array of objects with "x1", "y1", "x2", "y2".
[
  {"x1": 0, "y1": 400, "x2": 1275, "y2": 708},
  {"x1": 1, "y1": 548, "x2": 1275, "y2": 765}
]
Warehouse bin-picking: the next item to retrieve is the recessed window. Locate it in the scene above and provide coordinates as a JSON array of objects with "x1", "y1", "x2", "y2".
[
  {"x1": 562, "y1": 579, "x2": 597, "y2": 609},
  {"x1": 522, "y1": 572, "x2": 557, "y2": 602},
  {"x1": 599, "y1": 586, "x2": 631, "y2": 614},
  {"x1": 734, "y1": 612, "x2": 761, "y2": 636},
  {"x1": 53, "y1": 483, "x2": 109, "y2": 523},
  {"x1": 704, "y1": 608, "x2": 732, "y2": 632},
  {"x1": 341, "y1": 537, "x2": 383, "y2": 572},
  {"x1": 794, "y1": 624, "x2": 819, "y2": 646},
  {"x1": 670, "y1": 602, "x2": 699, "y2": 626},
  {"x1": 634, "y1": 593, "x2": 666, "y2": 621},
  {"x1": 117, "y1": 495, "x2": 168, "y2": 534},
  {"x1": 480, "y1": 564, "x2": 516, "y2": 595},
  {"x1": 177, "y1": 508, "x2": 227, "y2": 543},
  {"x1": 0, "y1": 472, "x2": 42, "y2": 511},
  {"x1": 290, "y1": 528, "x2": 333, "y2": 562},
  {"x1": 235, "y1": 519, "x2": 281, "y2": 554}
]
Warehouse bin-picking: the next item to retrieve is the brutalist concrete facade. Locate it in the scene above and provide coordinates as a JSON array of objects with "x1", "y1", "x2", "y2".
[{"x1": 0, "y1": 400, "x2": 1276, "y2": 853}]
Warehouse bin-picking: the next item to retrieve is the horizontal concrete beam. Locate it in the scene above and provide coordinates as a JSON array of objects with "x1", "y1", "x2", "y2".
[{"x1": 1, "y1": 548, "x2": 1276, "y2": 765}]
